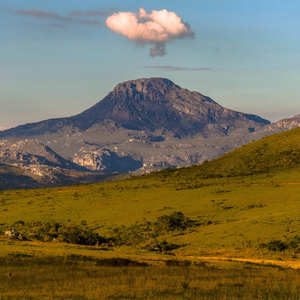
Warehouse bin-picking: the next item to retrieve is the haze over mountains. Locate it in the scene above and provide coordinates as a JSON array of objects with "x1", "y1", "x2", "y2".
[{"x1": 0, "y1": 77, "x2": 299, "y2": 188}]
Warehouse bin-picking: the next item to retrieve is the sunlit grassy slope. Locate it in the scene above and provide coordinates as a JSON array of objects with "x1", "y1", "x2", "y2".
[
  {"x1": 160, "y1": 127, "x2": 300, "y2": 179},
  {"x1": 1, "y1": 127, "x2": 300, "y2": 256}
]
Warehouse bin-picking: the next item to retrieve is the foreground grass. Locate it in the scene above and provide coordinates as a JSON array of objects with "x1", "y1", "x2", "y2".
[{"x1": 1, "y1": 257, "x2": 300, "y2": 300}]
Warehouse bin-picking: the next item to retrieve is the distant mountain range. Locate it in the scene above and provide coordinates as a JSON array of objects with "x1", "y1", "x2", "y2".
[{"x1": 0, "y1": 77, "x2": 299, "y2": 188}]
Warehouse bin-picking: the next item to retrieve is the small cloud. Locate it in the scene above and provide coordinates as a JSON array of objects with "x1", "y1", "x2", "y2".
[
  {"x1": 14, "y1": 9, "x2": 102, "y2": 26},
  {"x1": 150, "y1": 44, "x2": 166, "y2": 57},
  {"x1": 70, "y1": 9, "x2": 116, "y2": 17},
  {"x1": 106, "y1": 8, "x2": 194, "y2": 57},
  {"x1": 15, "y1": 9, "x2": 72, "y2": 21},
  {"x1": 144, "y1": 66, "x2": 212, "y2": 71}
]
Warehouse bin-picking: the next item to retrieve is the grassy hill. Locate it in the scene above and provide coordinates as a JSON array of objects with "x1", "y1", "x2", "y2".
[
  {"x1": 1, "y1": 127, "x2": 300, "y2": 259},
  {"x1": 157, "y1": 127, "x2": 300, "y2": 180}
]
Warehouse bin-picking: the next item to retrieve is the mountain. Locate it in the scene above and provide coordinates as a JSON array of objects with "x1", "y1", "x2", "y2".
[
  {"x1": 0, "y1": 77, "x2": 297, "y2": 187},
  {"x1": 0, "y1": 78, "x2": 269, "y2": 138}
]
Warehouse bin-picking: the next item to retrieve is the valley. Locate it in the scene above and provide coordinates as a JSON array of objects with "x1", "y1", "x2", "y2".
[{"x1": 3, "y1": 1, "x2": 299, "y2": 298}]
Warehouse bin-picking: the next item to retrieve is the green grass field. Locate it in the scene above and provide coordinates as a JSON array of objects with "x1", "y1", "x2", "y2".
[
  {"x1": 1, "y1": 167, "x2": 300, "y2": 255},
  {"x1": 2, "y1": 128, "x2": 300, "y2": 298}
]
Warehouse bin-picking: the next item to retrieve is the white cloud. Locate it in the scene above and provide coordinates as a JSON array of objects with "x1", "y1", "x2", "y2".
[{"x1": 106, "y1": 8, "x2": 194, "y2": 57}]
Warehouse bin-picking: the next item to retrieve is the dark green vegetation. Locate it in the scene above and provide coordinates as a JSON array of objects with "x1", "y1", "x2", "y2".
[
  {"x1": 2, "y1": 212, "x2": 196, "y2": 249},
  {"x1": 111, "y1": 211, "x2": 198, "y2": 250},
  {"x1": 2, "y1": 127, "x2": 300, "y2": 298},
  {"x1": 1, "y1": 258, "x2": 300, "y2": 299},
  {"x1": 259, "y1": 236, "x2": 300, "y2": 252},
  {"x1": 3, "y1": 221, "x2": 108, "y2": 246}
]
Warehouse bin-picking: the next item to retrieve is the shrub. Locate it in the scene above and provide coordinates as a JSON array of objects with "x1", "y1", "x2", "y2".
[
  {"x1": 155, "y1": 211, "x2": 196, "y2": 232},
  {"x1": 144, "y1": 240, "x2": 182, "y2": 253},
  {"x1": 260, "y1": 237, "x2": 300, "y2": 252},
  {"x1": 58, "y1": 226, "x2": 107, "y2": 246},
  {"x1": 260, "y1": 240, "x2": 289, "y2": 252},
  {"x1": 289, "y1": 236, "x2": 300, "y2": 249},
  {"x1": 111, "y1": 212, "x2": 198, "y2": 247}
]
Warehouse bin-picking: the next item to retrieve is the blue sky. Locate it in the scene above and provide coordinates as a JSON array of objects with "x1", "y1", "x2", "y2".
[{"x1": 1, "y1": 0, "x2": 300, "y2": 127}]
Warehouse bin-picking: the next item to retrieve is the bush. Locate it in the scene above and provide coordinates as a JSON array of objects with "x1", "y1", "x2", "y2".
[
  {"x1": 289, "y1": 236, "x2": 300, "y2": 249},
  {"x1": 155, "y1": 212, "x2": 193, "y2": 231},
  {"x1": 260, "y1": 240, "x2": 289, "y2": 252},
  {"x1": 144, "y1": 240, "x2": 182, "y2": 253},
  {"x1": 59, "y1": 226, "x2": 107, "y2": 246},
  {"x1": 111, "y1": 212, "x2": 198, "y2": 247},
  {"x1": 260, "y1": 237, "x2": 300, "y2": 252},
  {"x1": 6, "y1": 221, "x2": 108, "y2": 246}
]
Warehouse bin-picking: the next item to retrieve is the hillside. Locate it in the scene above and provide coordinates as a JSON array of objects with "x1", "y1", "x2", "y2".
[
  {"x1": 2, "y1": 127, "x2": 300, "y2": 261},
  {"x1": 158, "y1": 127, "x2": 300, "y2": 180}
]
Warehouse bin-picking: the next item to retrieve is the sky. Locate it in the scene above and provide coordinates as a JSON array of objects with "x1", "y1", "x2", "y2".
[{"x1": 1, "y1": 0, "x2": 300, "y2": 128}]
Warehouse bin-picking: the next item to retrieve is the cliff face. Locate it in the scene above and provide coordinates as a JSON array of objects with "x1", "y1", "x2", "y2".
[{"x1": 0, "y1": 78, "x2": 297, "y2": 187}]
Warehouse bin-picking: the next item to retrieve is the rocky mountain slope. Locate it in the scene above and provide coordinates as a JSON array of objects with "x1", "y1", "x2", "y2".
[
  {"x1": 0, "y1": 163, "x2": 41, "y2": 189},
  {"x1": 264, "y1": 115, "x2": 300, "y2": 132},
  {"x1": 0, "y1": 78, "x2": 298, "y2": 187}
]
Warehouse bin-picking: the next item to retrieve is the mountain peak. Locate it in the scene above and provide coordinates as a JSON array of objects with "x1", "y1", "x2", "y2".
[
  {"x1": 76, "y1": 77, "x2": 269, "y2": 136},
  {"x1": 114, "y1": 77, "x2": 176, "y2": 91},
  {"x1": 112, "y1": 78, "x2": 178, "y2": 98}
]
